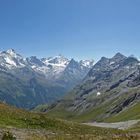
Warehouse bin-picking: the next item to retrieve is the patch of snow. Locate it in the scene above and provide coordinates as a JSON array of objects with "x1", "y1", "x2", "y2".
[
  {"x1": 42, "y1": 55, "x2": 69, "y2": 67},
  {"x1": 97, "y1": 92, "x2": 101, "y2": 96},
  {"x1": 125, "y1": 66, "x2": 130, "y2": 69},
  {"x1": 6, "y1": 49, "x2": 18, "y2": 58},
  {"x1": 110, "y1": 61, "x2": 115, "y2": 65},
  {"x1": 31, "y1": 65, "x2": 37, "y2": 69},
  {"x1": 115, "y1": 64, "x2": 120, "y2": 68},
  {"x1": 19, "y1": 62, "x2": 25, "y2": 67},
  {"x1": 4, "y1": 57, "x2": 17, "y2": 66},
  {"x1": 46, "y1": 63, "x2": 66, "y2": 67},
  {"x1": 80, "y1": 60, "x2": 94, "y2": 68},
  {"x1": 90, "y1": 76, "x2": 96, "y2": 80}
]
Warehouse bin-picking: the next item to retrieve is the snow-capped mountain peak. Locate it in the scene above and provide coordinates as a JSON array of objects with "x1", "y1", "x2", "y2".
[
  {"x1": 6, "y1": 48, "x2": 16, "y2": 55},
  {"x1": 0, "y1": 49, "x2": 25, "y2": 69},
  {"x1": 80, "y1": 59, "x2": 94, "y2": 68},
  {"x1": 0, "y1": 49, "x2": 94, "y2": 81},
  {"x1": 26, "y1": 56, "x2": 45, "y2": 67},
  {"x1": 42, "y1": 55, "x2": 69, "y2": 67},
  {"x1": 5, "y1": 49, "x2": 23, "y2": 59},
  {"x1": 38, "y1": 55, "x2": 70, "y2": 79}
]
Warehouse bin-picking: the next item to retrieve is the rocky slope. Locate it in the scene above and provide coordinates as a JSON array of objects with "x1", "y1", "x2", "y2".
[{"x1": 46, "y1": 53, "x2": 140, "y2": 122}]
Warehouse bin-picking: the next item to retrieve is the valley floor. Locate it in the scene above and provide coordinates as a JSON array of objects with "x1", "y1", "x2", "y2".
[{"x1": 84, "y1": 120, "x2": 140, "y2": 130}]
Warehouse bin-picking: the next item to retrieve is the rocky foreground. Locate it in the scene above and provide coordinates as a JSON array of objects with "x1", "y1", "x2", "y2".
[{"x1": 0, "y1": 127, "x2": 140, "y2": 140}]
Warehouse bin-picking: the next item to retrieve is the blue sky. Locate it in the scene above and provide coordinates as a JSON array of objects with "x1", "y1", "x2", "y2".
[{"x1": 0, "y1": 0, "x2": 140, "y2": 61}]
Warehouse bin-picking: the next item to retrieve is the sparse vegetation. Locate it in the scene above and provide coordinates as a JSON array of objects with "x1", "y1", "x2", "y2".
[
  {"x1": 0, "y1": 102, "x2": 139, "y2": 140},
  {"x1": 2, "y1": 131, "x2": 16, "y2": 140}
]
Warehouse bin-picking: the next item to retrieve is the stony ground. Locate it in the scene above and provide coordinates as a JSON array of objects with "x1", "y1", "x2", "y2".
[
  {"x1": 0, "y1": 126, "x2": 140, "y2": 140},
  {"x1": 84, "y1": 120, "x2": 140, "y2": 130}
]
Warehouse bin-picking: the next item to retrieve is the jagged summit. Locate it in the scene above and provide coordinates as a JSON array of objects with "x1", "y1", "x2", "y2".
[
  {"x1": 100, "y1": 56, "x2": 109, "y2": 61},
  {"x1": 112, "y1": 52, "x2": 126, "y2": 61},
  {"x1": 1, "y1": 48, "x2": 16, "y2": 55},
  {"x1": 6, "y1": 48, "x2": 16, "y2": 54},
  {"x1": 0, "y1": 49, "x2": 94, "y2": 81},
  {"x1": 66, "y1": 59, "x2": 80, "y2": 70},
  {"x1": 26, "y1": 56, "x2": 45, "y2": 67}
]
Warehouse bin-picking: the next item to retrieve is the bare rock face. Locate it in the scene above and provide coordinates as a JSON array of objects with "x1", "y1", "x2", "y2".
[{"x1": 109, "y1": 93, "x2": 140, "y2": 115}]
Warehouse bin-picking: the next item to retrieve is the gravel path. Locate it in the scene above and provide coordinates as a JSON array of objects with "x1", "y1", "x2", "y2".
[{"x1": 84, "y1": 120, "x2": 140, "y2": 130}]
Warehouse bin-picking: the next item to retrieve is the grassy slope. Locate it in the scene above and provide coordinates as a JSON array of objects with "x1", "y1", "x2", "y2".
[
  {"x1": 0, "y1": 103, "x2": 126, "y2": 139},
  {"x1": 0, "y1": 103, "x2": 140, "y2": 139}
]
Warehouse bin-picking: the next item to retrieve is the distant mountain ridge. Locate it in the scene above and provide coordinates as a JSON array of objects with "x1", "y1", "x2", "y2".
[
  {"x1": 0, "y1": 49, "x2": 94, "y2": 109},
  {"x1": 0, "y1": 49, "x2": 94, "y2": 79}
]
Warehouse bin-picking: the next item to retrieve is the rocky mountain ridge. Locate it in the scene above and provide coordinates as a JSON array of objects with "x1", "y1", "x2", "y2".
[
  {"x1": 0, "y1": 49, "x2": 94, "y2": 79},
  {"x1": 46, "y1": 53, "x2": 140, "y2": 122},
  {"x1": 0, "y1": 49, "x2": 94, "y2": 109}
]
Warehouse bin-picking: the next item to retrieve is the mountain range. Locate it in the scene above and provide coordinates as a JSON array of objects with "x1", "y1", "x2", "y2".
[
  {"x1": 46, "y1": 53, "x2": 140, "y2": 123},
  {"x1": 1, "y1": 49, "x2": 140, "y2": 125},
  {"x1": 0, "y1": 49, "x2": 94, "y2": 109}
]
